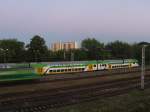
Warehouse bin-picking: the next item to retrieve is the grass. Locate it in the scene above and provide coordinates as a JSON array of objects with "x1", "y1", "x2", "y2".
[
  {"x1": 47, "y1": 88, "x2": 150, "y2": 112},
  {"x1": 0, "y1": 69, "x2": 33, "y2": 75},
  {"x1": 0, "y1": 68, "x2": 41, "y2": 81}
]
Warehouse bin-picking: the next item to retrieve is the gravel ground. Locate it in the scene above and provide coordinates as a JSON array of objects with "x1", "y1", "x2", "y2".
[{"x1": 0, "y1": 71, "x2": 149, "y2": 95}]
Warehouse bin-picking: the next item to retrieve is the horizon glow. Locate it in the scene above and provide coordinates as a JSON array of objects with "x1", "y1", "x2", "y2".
[{"x1": 0, "y1": 0, "x2": 150, "y2": 45}]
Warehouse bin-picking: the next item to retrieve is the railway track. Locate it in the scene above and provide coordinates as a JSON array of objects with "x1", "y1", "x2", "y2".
[
  {"x1": 0, "y1": 67, "x2": 149, "y2": 88},
  {"x1": 0, "y1": 69, "x2": 150, "y2": 100},
  {"x1": 0, "y1": 75, "x2": 150, "y2": 112},
  {"x1": 0, "y1": 75, "x2": 147, "y2": 100},
  {"x1": 40, "y1": 67, "x2": 144, "y2": 81}
]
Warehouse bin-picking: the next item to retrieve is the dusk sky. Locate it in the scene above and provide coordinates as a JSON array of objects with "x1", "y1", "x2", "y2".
[{"x1": 0, "y1": 0, "x2": 150, "y2": 46}]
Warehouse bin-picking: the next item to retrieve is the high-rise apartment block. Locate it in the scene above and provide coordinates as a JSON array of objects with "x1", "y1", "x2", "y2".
[{"x1": 51, "y1": 42, "x2": 78, "y2": 52}]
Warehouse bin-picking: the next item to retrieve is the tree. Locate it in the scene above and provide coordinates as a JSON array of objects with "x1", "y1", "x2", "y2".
[
  {"x1": 0, "y1": 39, "x2": 25, "y2": 63},
  {"x1": 132, "y1": 42, "x2": 150, "y2": 65},
  {"x1": 26, "y1": 35, "x2": 49, "y2": 62},
  {"x1": 106, "y1": 40, "x2": 132, "y2": 59},
  {"x1": 81, "y1": 38, "x2": 104, "y2": 60},
  {"x1": 49, "y1": 50, "x2": 65, "y2": 61},
  {"x1": 73, "y1": 49, "x2": 88, "y2": 61}
]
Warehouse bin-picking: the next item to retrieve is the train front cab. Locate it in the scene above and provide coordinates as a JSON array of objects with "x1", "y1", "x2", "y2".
[{"x1": 35, "y1": 67, "x2": 45, "y2": 76}]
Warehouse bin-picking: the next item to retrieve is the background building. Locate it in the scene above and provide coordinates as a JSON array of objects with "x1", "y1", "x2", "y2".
[
  {"x1": 51, "y1": 41, "x2": 78, "y2": 52},
  {"x1": 51, "y1": 42, "x2": 62, "y2": 52}
]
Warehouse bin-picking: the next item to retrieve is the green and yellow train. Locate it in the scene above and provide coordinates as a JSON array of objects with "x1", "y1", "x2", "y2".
[
  {"x1": 36, "y1": 59, "x2": 139, "y2": 75},
  {"x1": 0, "y1": 59, "x2": 139, "y2": 82}
]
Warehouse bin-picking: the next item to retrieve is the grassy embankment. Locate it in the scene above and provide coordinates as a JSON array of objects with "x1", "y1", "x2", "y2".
[{"x1": 49, "y1": 88, "x2": 150, "y2": 112}]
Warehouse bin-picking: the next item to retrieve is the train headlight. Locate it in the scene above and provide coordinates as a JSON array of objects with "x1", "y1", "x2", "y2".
[{"x1": 35, "y1": 68, "x2": 44, "y2": 75}]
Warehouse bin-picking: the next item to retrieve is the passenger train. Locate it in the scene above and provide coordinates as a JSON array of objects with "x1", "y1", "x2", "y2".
[
  {"x1": 0, "y1": 59, "x2": 139, "y2": 82},
  {"x1": 36, "y1": 59, "x2": 139, "y2": 75}
]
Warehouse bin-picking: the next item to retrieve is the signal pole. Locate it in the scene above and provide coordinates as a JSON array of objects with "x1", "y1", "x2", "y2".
[
  {"x1": 141, "y1": 45, "x2": 147, "y2": 90},
  {"x1": 64, "y1": 50, "x2": 66, "y2": 61},
  {"x1": 71, "y1": 51, "x2": 74, "y2": 61}
]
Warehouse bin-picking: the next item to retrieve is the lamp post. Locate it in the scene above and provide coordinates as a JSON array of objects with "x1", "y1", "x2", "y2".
[
  {"x1": 71, "y1": 50, "x2": 74, "y2": 61},
  {"x1": 95, "y1": 48, "x2": 112, "y2": 71},
  {"x1": 0, "y1": 48, "x2": 8, "y2": 68},
  {"x1": 64, "y1": 50, "x2": 66, "y2": 61},
  {"x1": 33, "y1": 49, "x2": 39, "y2": 63},
  {"x1": 0, "y1": 48, "x2": 3, "y2": 63},
  {"x1": 141, "y1": 45, "x2": 148, "y2": 90}
]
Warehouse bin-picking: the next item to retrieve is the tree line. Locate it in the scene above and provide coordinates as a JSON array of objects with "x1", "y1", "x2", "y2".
[{"x1": 0, "y1": 35, "x2": 150, "y2": 65}]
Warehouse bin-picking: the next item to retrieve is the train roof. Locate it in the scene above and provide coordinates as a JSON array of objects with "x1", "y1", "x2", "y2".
[
  {"x1": 33, "y1": 59, "x2": 138, "y2": 68},
  {"x1": 84, "y1": 59, "x2": 138, "y2": 65}
]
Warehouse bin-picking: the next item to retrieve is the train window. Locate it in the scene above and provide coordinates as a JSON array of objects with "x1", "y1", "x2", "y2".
[
  {"x1": 61, "y1": 69, "x2": 64, "y2": 72},
  {"x1": 68, "y1": 69, "x2": 71, "y2": 71},
  {"x1": 49, "y1": 70, "x2": 53, "y2": 72},
  {"x1": 64, "y1": 69, "x2": 67, "y2": 72},
  {"x1": 82, "y1": 68, "x2": 84, "y2": 71},
  {"x1": 53, "y1": 70, "x2": 56, "y2": 72},
  {"x1": 57, "y1": 70, "x2": 60, "y2": 72},
  {"x1": 94, "y1": 64, "x2": 96, "y2": 67}
]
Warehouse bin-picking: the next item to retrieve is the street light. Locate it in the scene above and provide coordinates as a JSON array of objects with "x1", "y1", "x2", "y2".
[
  {"x1": 71, "y1": 50, "x2": 74, "y2": 61},
  {"x1": 32, "y1": 49, "x2": 39, "y2": 63},
  {"x1": 95, "y1": 47, "x2": 112, "y2": 71},
  {"x1": 63, "y1": 50, "x2": 66, "y2": 61},
  {"x1": 0, "y1": 48, "x2": 8, "y2": 68},
  {"x1": 141, "y1": 45, "x2": 148, "y2": 90},
  {"x1": 0, "y1": 48, "x2": 3, "y2": 63}
]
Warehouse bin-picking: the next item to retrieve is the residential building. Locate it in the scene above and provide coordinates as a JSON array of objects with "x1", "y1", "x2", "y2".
[{"x1": 51, "y1": 41, "x2": 78, "y2": 51}]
